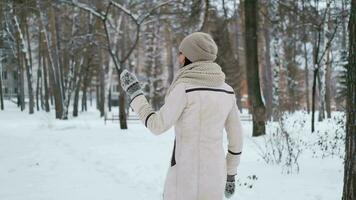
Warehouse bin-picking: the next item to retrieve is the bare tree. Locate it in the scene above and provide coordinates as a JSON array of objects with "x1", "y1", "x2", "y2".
[
  {"x1": 23, "y1": 10, "x2": 35, "y2": 114},
  {"x1": 0, "y1": 51, "x2": 3, "y2": 110},
  {"x1": 311, "y1": 0, "x2": 340, "y2": 132},
  {"x1": 245, "y1": 0, "x2": 266, "y2": 136},
  {"x1": 11, "y1": 2, "x2": 35, "y2": 114},
  {"x1": 342, "y1": 1, "x2": 356, "y2": 199},
  {"x1": 40, "y1": 27, "x2": 50, "y2": 112},
  {"x1": 0, "y1": 3, "x2": 4, "y2": 111},
  {"x1": 37, "y1": 0, "x2": 66, "y2": 118},
  {"x1": 301, "y1": 0, "x2": 311, "y2": 113},
  {"x1": 61, "y1": 0, "x2": 174, "y2": 128}
]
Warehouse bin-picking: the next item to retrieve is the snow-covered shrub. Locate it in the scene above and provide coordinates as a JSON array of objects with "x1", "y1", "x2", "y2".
[
  {"x1": 310, "y1": 113, "x2": 345, "y2": 159},
  {"x1": 254, "y1": 112, "x2": 306, "y2": 174},
  {"x1": 253, "y1": 111, "x2": 345, "y2": 174}
]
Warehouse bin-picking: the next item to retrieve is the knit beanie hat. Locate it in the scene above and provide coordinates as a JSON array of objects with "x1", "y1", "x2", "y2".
[{"x1": 178, "y1": 32, "x2": 218, "y2": 62}]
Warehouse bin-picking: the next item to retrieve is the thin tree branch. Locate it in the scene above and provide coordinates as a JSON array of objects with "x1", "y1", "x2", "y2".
[
  {"x1": 138, "y1": 0, "x2": 174, "y2": 24},
  {"x1": 57, "y1": 0, "x2": 105, "y2": 20},
  {"x1": 59, "y1": 0, "x2": 175, "y2": 70},
  {"x1": 109, "y1": 1, "x2": 139, "y2": 25}
]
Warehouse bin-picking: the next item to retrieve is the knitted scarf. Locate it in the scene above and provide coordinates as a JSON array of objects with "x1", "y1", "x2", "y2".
[{"x1": 165, "y1": 61, "x2": 226, "y2": 98}]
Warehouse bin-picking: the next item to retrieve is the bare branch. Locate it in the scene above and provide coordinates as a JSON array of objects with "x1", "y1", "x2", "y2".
[
  {"x1": 138, "y1": 0, "x2": 174, "y2": 24},
  {"x1": 57, "y1": 0, "x2": 105, "y2": 20},
  {"x1": 109, "y1": 1, "x2": 139, "y2": 24},
  {"x1": 60, "y1": 0, "x2": 175, "y2": 70},
  {"x1": 317, "y1": 18, "x2": 340, "y2": 65}
]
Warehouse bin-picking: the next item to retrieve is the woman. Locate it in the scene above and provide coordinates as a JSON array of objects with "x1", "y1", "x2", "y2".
[{"x1": 120, "y1": 32, "x2": 243, "y2": 200}]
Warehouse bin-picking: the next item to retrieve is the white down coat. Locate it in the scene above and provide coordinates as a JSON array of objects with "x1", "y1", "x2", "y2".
[{"x1": 130, "y1": 82, "x2": 243, "y2": 200}]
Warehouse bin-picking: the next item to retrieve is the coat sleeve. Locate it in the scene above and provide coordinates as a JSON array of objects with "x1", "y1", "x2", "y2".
[
  {"x1": 130, "y1": 83, "x2": 187, "y2": 135},
  {"x1": 224, "y1": 95, "x2": 244, "y2": 175}
]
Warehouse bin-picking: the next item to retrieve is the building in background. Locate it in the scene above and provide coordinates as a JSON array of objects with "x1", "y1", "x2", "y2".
[{"x1": 1, "y1": 57, "x2": 22, "y2": 100}]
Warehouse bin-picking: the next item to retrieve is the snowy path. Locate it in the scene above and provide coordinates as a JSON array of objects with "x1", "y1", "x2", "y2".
[{"x1": 0, "y1": 103, "x2": 344, "y2": 200}]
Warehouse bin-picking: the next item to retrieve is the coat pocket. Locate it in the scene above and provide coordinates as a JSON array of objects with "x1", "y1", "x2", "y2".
[{"x1": 170, "y1": 138, "x2": 176, "y2": 167}]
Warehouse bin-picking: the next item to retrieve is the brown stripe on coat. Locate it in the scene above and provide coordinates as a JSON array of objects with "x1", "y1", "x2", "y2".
[
  {"x1": 228, "y1": 150, "x2": 242, "y2": 155},
  {"x1": 145, "y1": 112, "x2": 155, "y2": 127},
  {"x1": 185, "y1": 87, "x2": 234, "y2": 94}
]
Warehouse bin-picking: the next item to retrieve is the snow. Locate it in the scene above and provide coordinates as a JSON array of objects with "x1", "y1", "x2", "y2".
[{"x1": 0, "y1": 101, "x2": 344, "y2": 200}]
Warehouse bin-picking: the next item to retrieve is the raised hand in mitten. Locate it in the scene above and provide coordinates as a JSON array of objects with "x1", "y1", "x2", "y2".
[
  {"x1": 225, "y1": 174, "x2": 236, "y2": 198},
  {"x1": 120, "y1": 69, "x2": 143, "y2": 100}
]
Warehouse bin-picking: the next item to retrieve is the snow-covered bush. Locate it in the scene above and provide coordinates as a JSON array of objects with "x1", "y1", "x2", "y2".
[
  {"x1": 254, "y1": 113, "x2": 304, "y2": 173},
  {"x1": 253, "y1": 111, "x2": 345, "y2": 174},
  {"x1": 310, "y1": 113, "x2": 345, "y2": 159}
]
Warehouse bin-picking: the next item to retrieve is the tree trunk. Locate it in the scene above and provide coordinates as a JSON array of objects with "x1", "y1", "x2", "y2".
[
  {"x1": 37, "y1": 0, "x2": 63, "y2": 117},
  {"x1": 39, "y1": 71, "x2": 43, "y2": 110},
  {"x1": 82, "y1": 88, "x2": 87, "y2": 111},
  {"x1": 342, "y1": 0, "x2": 356, "y2": 199},
  {"x1": 117, "y1": 17, "x2": 128, "y2": 129},
  {"x1": 108, "y1": 89, "x2": 112, "y2": 112},
  {"x1": 81, "y1": 63, "x2": 91, "y2": 112},
  {"x1": 36, "y1": 68, "x2": 41, "y2": 111},
  {"x1": 312, "y1": 22, "x2": 322, "y2": 132},
  {"x1": 342, "y1": 0, "x2": 348, "y2": 51},
  {"x1": 99, "y1": 62, "x2": 105, "y2": 117},
  {"x1": 325, "y1": 50, "x2": 332, "y2": 118},
  {"x1": 81, "y1": 54, "x2": 92, "y2": 112},
  {"x1": 47, "y1": 5, "x2": 64, "y2": 118},
  {"x1": 104, "y1": 58, "x2": 113, "y2": 118},
  {"x1": 73, "y1": 66, "x2": 83, "y2": 117},
  {"x1": 311, "y1": 68, "x2": 318, "y2": 132},
  {"x1": 37, "y1": 26, "x2": 42, "y2": 111},
  {"x1": 325, "y1": 11, "x2": 333, "y2": 118},
  {"x1": 303, "y1": 41, "x2": 310, "y2": 113},
  {"x1": 0, "y1": 61, "x2": 4, "y2": 110},
  {"x1": 90, "y1": 87, "x2": 92, "y2": 107},
  {"x1": 62, "y1": 57, "x2": 78, "y2": 120},
  {"x1": 18, "y1": 65, "x2": 25, "y2": 111},
  {"x1": 263, "y1": 15, "x2": 273, "y2": 119},
  {"x1": 302, "y1": 0, "x2": 310, "y2": 113},
  {"x1": 74, "y1": 50, "x2": 90, "y2": 117},
  {"x1": 317, "y1": 70, "x2": 326, "y2": 121},
  {"x1": 118, "y1": 89, "x2": 128, "y2": 129},
  {"x1": 96, "y1": 84, "x2": 100, "y2": 110},
  {"x1": 41, "y1": 43, "x2": 49, "y2": 112},
  {"x1": 54, "y1": 12, "x2": 65, "y2": 99},
  {"x1": 24, "y1": 14, "x2": 34, "y2": 114},
  {"x1": 12, "y1": 7, "x2": 35, "y2": 114},
  {"x1": 12, "y1": 5, "x2": 25, "y2": 111},
  {"x1": 49, "y1": 86, "x2": 53, "y2": 106},
  {"x1": 0, "y1": 0, "x2": 3, "y2": 110},
  {"x1": 165, "y1": 25, "x2": 174, "y2": 85},
  {"x1": 244, "y1": 0, "x2": 266, "y2": 136},
  {"x1": 42, "y1": 51, "x2": 50, "y2": 112}
]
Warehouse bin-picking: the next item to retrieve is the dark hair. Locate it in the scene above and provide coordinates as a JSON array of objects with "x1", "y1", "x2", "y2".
[{"x1": 183, "y1": 57, "x2": 192, "y2": 66}]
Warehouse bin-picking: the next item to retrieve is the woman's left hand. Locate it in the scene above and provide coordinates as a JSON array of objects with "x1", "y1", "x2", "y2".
[{"x1": 225, "y1": 174, "x2": 236, "y2": 198}]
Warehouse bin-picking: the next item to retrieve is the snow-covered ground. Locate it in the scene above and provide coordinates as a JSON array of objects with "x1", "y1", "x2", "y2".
[{"x1": 0, "y1": 101, "x2": 344, "y2": 200}]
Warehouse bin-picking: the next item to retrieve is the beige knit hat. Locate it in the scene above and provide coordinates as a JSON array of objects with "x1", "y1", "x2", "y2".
[{"x1": 178, "y1": 32, "x2": 218, "y2": 62}]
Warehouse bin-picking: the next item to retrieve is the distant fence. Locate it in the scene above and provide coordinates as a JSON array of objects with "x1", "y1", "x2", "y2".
[
  {"x1": 105, "y1": 113, "x2": 252, "y2": 124},
  {"x1": 104, "y1": 114, "x2": 140, "y2": 124}
]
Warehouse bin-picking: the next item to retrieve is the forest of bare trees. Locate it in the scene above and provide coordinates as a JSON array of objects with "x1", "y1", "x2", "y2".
[
  {"x1": 0, "y1": 0, "x2": 350, "y2": 129},
  {"x1": 0, "y1": 0, "x2": 355, "y2": 199},
  {"x1": 1, "y1": 0, "x2": 350, "y2": 123}
]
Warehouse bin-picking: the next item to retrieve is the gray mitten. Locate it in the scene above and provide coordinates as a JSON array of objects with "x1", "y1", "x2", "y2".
[
  {"x1": 119, "y1": 69, "x2": 143, "y2": 99},
  {"x1": 225, "y1": 174, "x2": 236, "y2": 198}
]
